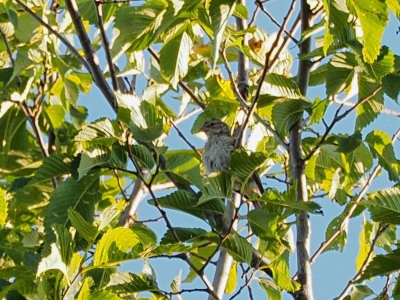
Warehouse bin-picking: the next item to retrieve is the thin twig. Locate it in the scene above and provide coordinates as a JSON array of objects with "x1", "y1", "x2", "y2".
[
  {"x1": 255, "y1": 0, "x2": 298, "y2": 43},
  {"x1": 310, "y1": 128, "x2": 400, "y2": 264},
  {"x1": 333, "y1": 98, "x2": 400, "y2": 117},
  {"x1": 170, "y1": 119, "x2": 202, "y2": 159},
  {"x1": 335, "y1": 224, "x2": 388, "y2": 300},
  {"x1": 113, "y1": 169, "x2": 129, "y2": 201},
  {"x1": 94, "y1": 0, "x2": 118, "y2": 91}
]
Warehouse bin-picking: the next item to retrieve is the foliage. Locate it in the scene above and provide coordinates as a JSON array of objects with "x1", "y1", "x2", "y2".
[{"x1": 0, "y1": 0, "x2": 399, "y2": 299}]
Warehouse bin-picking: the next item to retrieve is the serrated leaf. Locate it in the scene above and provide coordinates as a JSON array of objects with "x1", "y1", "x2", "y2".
[
  {"x1": 326, "y1": 52, "x2": 357, "y2": 96},
  {"x1": 248, "y1": 208, "x2": 279, "y2": 239},
  {"x1": 199, "y1": 172, "x2": 233, "y2": 204},
  {"x1": 359, "y1": 248, "x2": 400, "y2": 281},
  {"x1": 108, "y1": 271, "x2": 159, "y2": 293},
  {"x1": 29, "y1": 153, "x2": 71, "y2": 185},
  {"x1": 351, "y1": 0, "x2": 389, "y2": 63},
  {"x1": 337, "y1": 132, "x2": 362, "y2": 153},
  {"x1": 230, "y1": 150, "x2": 268, "y2": 183},
  {"x1": 350, "y1": 285, "x2": 374, "y2": 299},
  {"x1": 52, "y1": 223, "x2": 73, "y2": 264},
  {"x1": 366, "y1": 130, "x2": 399, "y2": 181},
  {"x1": 75, "y1": 118, "x2": 117, "y2": 143},
  {"x1": 272, "y1": 99, "x2": 311, "y2": 135},
  {"x1": 113, "y1": 1, "x2": 167, "y2": 55},
  {"x1": 367, "y1": 187, "x2": 400, "y2": 224},
  {"x1": 161, "y1": 227, "x2": 207, "y2": 244},
  {"x1": 45, "y1": 174, "x2": 100, "y2": 239},
  {"x1": 221, "y1": 233, "x2": 252, "y2": 263},
  {"x1": 272, "y1": 251, "x2": 300, "y2": 292},
  {"x1": 78, "y1": 145, "x2": 111, "y2": 180},
  {"x1": 155, "y1": 190, "x2": 224, "y2": 219},
  {"x1": 264, "y1": 73, "x2": 302, "y2": 98},
  {"x1": 210, "y1": 0, "x2": 236, "y2": 70},
  {"x1": 93, "y1": 227, "x2": 140, "y2": 266},
  {"x1": 160, "y1": 26, "x2": 193, "y2": 88},
  {"x1": 356, "y1": 221, "x2": 373, "y2": 272},
  {"x1": 68, "y1": 208, "x2": 98, "y2": 242}
]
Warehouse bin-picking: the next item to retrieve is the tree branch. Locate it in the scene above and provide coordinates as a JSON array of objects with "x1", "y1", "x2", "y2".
[
  {"x1": 65, "y1": 0, "x2": 118, "y2": 111},
  {"x1": 290, "y1": 1, "x2": 314, "y2": 299},
  {"x1": 94, "y1": 0, "x2": 118, "y2": 91}
]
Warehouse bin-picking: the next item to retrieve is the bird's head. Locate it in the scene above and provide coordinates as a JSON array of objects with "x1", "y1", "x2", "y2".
[{"x1": 200, "y1": 119, "x2": 231, "y2": 137}]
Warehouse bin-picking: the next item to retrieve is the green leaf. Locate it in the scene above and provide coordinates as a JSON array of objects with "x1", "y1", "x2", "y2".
[
  {"x1": 359, "y1": 249, "x2": 400, "y2": 281},
  {"x1": 264, "y1": 73, "x2": 302, "y2": 98},
  {"x1": 78, "y1": 145, "x2": 111, "y2": 180},
  {"x1": 221, "y1": 233, "x2": 252, "y2": 263},
  {"x1": 45, "y1": 104, "x2": 65, "y2": 129},
  {"x1": 272, "y1": 251, "x2": 300, "y2": 292},
  {"x1": 113, "y1": 1, "x2": 167, "y2": 55},
  {"x1": 157, "y1": 150, "x2": 202, "y2": 187},
  {"x1": 350, "y1": 285, "x2": 374, "y2": 300},
  {"x1": 367, "y1": 187, "x2": 400, "y2": 224},
  {"x1": 230, "y1": 150, "x2": 268, "y2": 183},
  {"x1": 365, "y1": 130, "x2": 399, "y2": 181},
  {"x1": 44, "y1": 174, "x2": 100, "y2": 239},
  {"x1": 382, "y1": 72, "x2": 400, "y2": 101},
  {"x1": 29, "y1": 153, "x2": 71, "y2": 185},
  {"x1": 351, "y1": 0, "x2": 389, "y2": 63},
  {"x1": 337, "y1": 132, "x2": 362, "y2": 153},
  {"x1": 326, "y1": 52, "x2": 357, "y2": 96},
  {"x1": 160, "y1": 25, "x2": 193, "y2": 88},
  {"x1": 130, "y1": 101, "x2": 164, "y2": 142},
  {"x1": 107, "y1": 271, "x2": 160, "y2": 293},
  {"x1": 130, "y1": 145, "x2": 156, "y2": 170},
  {"x1": 248, "y1": 208, "x2": 279, "y2": 238},
  {"x1": 52, "y1": 223, "x2": 73, "y2": 264},
  {"x1": 259, "y1": 278, "x2": 282, "y2": 300},
  {"x1": 155, "y1": 189, "x2": 225, "y2": 220},
  {"x1": 272, "y1": 99, "x2": 311, "y2": 135},
  {"x1": 356, "y1": 221, "x2": 373, "y2": 272},
  {"x1": 209, "y1": 0, "x2": 236, "y2": 70},
  {"x1": 93, "y1": 227, "x2": 140, "y2": 266},
  {"x1": 68, "y1": 208, "x2": 98, "y2": 243},
  {"x1": 75, "y1": 118, "x2": 117, "y2": 144},
  {"x1": 0, "y1": 188, "x2": 8, "y2": 227},
  {"x1": 199, "y1": 172, "x2": 233, "y2": 204},
  {"x1": 161, "y1": 227, "x2": 207, "y2": 244}
]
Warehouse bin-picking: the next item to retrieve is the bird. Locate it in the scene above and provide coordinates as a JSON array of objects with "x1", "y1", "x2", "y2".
[{"x1": 200, "y1": 119, "x2": 263, "y2": 199}]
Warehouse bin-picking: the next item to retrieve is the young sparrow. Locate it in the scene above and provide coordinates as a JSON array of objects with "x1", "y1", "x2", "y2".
[{"x1": 200, "y1": 119, "x2": 263, "y2": 199}]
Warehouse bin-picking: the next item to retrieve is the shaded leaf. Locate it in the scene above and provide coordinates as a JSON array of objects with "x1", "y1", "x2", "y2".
[
  {"x1": 68, "y1": 208, "x2": 98, "y2": 243},
  {"x1": 367, "y1": 187, "x2": 400, "y2": 224}
]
